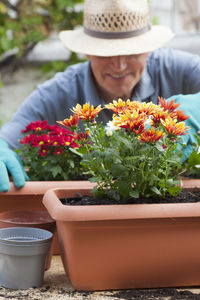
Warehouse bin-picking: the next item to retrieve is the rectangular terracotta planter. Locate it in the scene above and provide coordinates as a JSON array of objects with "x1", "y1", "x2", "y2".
[
  {"x1": 0, "y1": 181, "x2": 94, "y2": 255},
  {"x1": 43, "y1": 182, "x2": 200, "y2": 291}
]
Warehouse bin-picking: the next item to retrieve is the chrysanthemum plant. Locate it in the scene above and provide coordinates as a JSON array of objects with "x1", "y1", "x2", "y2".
[
  {"x1": 17, "y1": 120, "x2": 83, "y2": 181},
  {"x1": 58, "y1": 98, "x2": 189, "y2": 202}
]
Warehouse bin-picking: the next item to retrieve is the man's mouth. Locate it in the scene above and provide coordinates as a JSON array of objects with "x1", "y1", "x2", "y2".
[{"x1": 108, "y1": 74, "x2": 129, "y2": 80}]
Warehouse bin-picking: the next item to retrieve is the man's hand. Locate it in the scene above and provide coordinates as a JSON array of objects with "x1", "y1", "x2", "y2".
[
  {"x1": 0, "y1": 139, "x2": 29, "y2": 192},
  {"x1": 167, "y1": 92, "x2": 200, "y2": 160}
]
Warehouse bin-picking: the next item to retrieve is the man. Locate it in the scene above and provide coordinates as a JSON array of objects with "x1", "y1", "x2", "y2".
[{"x1": 0, "y1": 0, "x2": 200, "y2": 192}]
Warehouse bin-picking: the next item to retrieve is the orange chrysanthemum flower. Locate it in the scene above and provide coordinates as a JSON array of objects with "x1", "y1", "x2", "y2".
[
  {"x1": 170, "y1": 110, "x2": 189, "y2": 122},
  {"x1": 138, "y1": 102, "x2": 160, "y2": 116},
  {"x1": 159, "y1": 97, "x2": 180, "y2": 112},
  {"x1": 71, "y1": 103, "x2": 103, "y2": 122},
  {"x1": 138, "y1": 127, "x2": 165, "y2": 143},
  {"x1": 57, "y1": 114, "x2": 79, "y2": 129},
  {"x1": 113, "y1": 110, "x2": 146, "y2": 134},
  {"x1": 161, "y1": 117, "x2": 189, "y2": 136},
  {"x1": 152, "y1": 110, "x2": 168, "y2": 125},
  {"x1": 105, "y1": 99, "x2": 133, "y2": 115}
]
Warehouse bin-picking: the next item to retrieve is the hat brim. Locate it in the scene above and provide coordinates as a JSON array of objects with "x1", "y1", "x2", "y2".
[{"x1": 59, "y1": 25, "x2": 174, "y2": 57}]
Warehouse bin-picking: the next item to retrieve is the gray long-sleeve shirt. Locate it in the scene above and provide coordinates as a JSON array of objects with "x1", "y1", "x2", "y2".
[{"x1": 1, "y1": 48, "x2": 200, "y2": 149}]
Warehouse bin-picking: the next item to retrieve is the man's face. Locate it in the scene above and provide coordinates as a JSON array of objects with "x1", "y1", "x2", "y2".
[{"x1": 86, "y1": 53, "x2": 149, "y2": 102}]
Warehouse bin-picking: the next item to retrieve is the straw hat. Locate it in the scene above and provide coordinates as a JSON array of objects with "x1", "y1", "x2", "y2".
[{"x1": 59, "y1": 0, "x2": 174, "y2": 57}]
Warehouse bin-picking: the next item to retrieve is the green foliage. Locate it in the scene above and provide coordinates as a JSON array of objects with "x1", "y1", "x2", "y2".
[
  {"x1": 0, "y1": 0, "x2": 84, "y2": 62},
  {"x1": 16, "y1": 146, "x2": 82, "y2": 181},
  {"x1": 182, "y1": 133, "x2": 200, "y2": 178},
  {"x1": 79, "y1": 126, "x2": 182, "y2": 202}
]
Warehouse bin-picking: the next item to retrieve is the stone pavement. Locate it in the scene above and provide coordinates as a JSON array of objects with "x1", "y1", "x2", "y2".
[{"x1": 0, "y1": 255, "x2": 200, "y2": 300}]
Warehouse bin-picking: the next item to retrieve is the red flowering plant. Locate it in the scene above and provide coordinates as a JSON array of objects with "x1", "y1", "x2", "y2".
[
  {"x1": 58, "y1": 98, "x2": 189, "y2": 202},
  {"x1": 16, "y1": 120, "x2": 83, "y2": 181}
]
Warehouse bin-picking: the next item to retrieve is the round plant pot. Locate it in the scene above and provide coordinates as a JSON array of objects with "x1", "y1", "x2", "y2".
[
  {"x1": 0, "y1": 227, "x2": 53, "y2": 289},
  {"x1": 0, "y1": 210, "x2": 56, "y2": 270},
  {"x1": 0, "y1": 181, "x2": 94, "y2": 255}
]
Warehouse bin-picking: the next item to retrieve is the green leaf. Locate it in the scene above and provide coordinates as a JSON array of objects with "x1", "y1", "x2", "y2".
[
  {"x1": 69, "y1": 160, "x2": 75, "y2": 168},
  {"x1": 51, "y1": 165, "x2": 62, "y2": 177},
  {"x1": 155, "y1": 143, "x2": 164, "y2": 152},
  {"x1": 167, "y1": 186, "x2": 181, "y2": 196},
  {"x1": 129, "y1": 190, "x2": 139, "y2": 199},
  {"x1": 89, "y1": 176, "x2": 102, "y2": 183},
  {"x1": 150, "y1": 186, "x2": 162, "y2": 196},
  {"x1": 188, "y1": 151, "x2": 200, "y2": 168},
  {"x1": 117, "y1": 136, "x2": 133, "y2": 149},
  {"x1": 111, "y1": 164, "x2": 126, "y2": 177},
  {"x1": 70, "y1": 148, "x2": 83, "y2": 157}
]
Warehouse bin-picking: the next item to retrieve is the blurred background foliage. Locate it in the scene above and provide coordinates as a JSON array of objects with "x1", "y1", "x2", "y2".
[
  {"x1": 0, "y1": 0, "x2": 84, "y2": 80},
  {"x1": 0, "y1": 0, "x2": 152, "y2": 126},
  {"x1": 0, "y1": 0, "x2": 155, "y2": 78}
]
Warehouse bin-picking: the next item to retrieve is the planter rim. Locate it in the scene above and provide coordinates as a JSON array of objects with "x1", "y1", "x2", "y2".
[
  {"x1": 180, "y1": 178, "x2": 200, "y2": 189},
  {"x1": 1, "y1": 178, "x2": 199, "y2": 196},
  {"x1": 0, "y1": 181, "x2": 95, "y2": 196},
  {"x1": 43, "y1": 186, "x2": 200, "y2": 222}
]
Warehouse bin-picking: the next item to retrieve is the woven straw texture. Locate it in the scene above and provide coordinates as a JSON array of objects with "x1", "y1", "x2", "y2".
[{"x1": 84, "y1": 0, "x2": 149, "y2": 32}]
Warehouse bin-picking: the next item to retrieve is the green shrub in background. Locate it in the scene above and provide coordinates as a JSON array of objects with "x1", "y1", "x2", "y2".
[{"x1": 0, "y1": 0, "x2": 84, "y2": 68}]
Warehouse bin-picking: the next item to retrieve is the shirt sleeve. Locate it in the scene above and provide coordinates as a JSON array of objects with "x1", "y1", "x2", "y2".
[
  {"x1": 148, "y1": 48, "x2": 200, "y2": 99},
  {"x1": 173, "y1": 50, "x2": 200, "y2": 94}
]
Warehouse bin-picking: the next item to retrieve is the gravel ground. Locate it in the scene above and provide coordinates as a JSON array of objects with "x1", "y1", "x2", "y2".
[{"x1": 1, "y1": 256, "x2": 200, "y2": 300}]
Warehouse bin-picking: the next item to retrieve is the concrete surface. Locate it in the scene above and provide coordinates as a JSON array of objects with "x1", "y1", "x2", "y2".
[{"x1": 0, "y1": 255, "x2": 200, "y2": 300}]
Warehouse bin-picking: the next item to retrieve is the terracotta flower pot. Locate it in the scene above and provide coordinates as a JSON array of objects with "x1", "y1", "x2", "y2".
[
  {"x1": 0, "y1": 210, "x2": 56, "y2": 270},
  {"x1": 0, "y1": 180, "x2": 94, "y2": 254},
  {"x1": 43, "y1": 181, "x2": 200, "y2": 291}
]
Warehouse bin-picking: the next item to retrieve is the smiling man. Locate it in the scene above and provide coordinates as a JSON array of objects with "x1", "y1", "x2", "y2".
[
  {"x1": 0, "y1": 0, "x2": 200, "y2": 192},
  {"x1": 86, "y1": 54, "x2": 150, "y2": 102}
]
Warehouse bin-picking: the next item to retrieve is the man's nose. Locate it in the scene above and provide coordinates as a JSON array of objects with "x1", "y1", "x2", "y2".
[{"x1": 110, "y1": 56, "x2": 127, "y2": 70}]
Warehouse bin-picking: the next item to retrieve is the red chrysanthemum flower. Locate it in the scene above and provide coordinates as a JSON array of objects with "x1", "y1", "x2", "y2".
[
  {"x1": 53, "y1": 148, "x2": 63, "y2": 155},
  {"x1": 39, "y1": 146, "x2": 49, "y2": 156},
  {"x1": 21, "y1": 120, "x2": 50, "y2": 133}
]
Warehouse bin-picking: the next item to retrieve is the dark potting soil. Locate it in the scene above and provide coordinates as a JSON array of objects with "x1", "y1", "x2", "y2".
[
  {"x1": 69, "y1": 288, "x2": 200, "y2": 300},
  {"x1": 60, "y1": 190, "x2": 200, "y2": 206}
]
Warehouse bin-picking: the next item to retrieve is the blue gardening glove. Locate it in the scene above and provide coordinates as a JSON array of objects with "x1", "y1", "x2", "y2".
[
  {"x1": 167, "y1": 92, "x2": 200, "y2": 161},
  {"x1": 0, "y1": 138, "x2": 29, "y2": 192}
]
